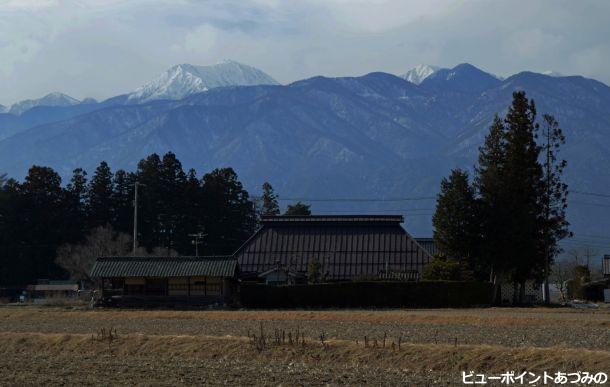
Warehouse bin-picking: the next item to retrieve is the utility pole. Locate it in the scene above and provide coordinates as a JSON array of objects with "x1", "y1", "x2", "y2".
[
  {"x1": 189, "y1": 233, "x2": 207, "y2": 257},
  {"x1": 133, "y1": 182, "x2": 146, "y2": 255}
]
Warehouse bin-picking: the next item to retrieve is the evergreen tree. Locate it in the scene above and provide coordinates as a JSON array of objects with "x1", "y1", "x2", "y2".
[
  {"x1": 158, "y1": 152, "x2": 187, "y2": 253},
  {"x1": 502, "y1": 91, "x2": 545, "y2": 302},
  {"x1": 432, "y1": 169, "x2": 479, "y2": 271},
  {"x1": 17, "y1": 166, "x2": 67, "y2": 283},
  {"x1": 475, "y1": 115, "x2": 511, "y2": 289},
  {"x1": 260, "y1": 182, "x2": 280, "y2": 216},
  {"x1": 135, "y1": 153, "x2": 163, "y2": 251},
  {"x1": 111, "y1": 169, "x2": 136, "y2": 234},
  {"x1": 64, "y1": 168, "x2": 89, "y2": 242},
  {"x1": 540, "y1": 114, "x2": 571, "y2": 302},
  {"x1": 201, "y1": 168, "x2": 256, "y2": 254},
  {"x1": 285, "y1": 202, "x2": 311, "y2": 216},
  {"x1": 88, "y1": 161, "x2": 114, "y2": 228}
]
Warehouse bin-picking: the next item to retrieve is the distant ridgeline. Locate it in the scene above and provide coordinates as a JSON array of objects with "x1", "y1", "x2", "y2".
[{"x1": 1, "y1": 63, "x2": 610, "y2": 237}]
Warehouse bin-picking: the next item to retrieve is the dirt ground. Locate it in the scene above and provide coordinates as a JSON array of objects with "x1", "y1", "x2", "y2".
[{"x1": 0, "y1": 306, "x2": 608, "y2": 386}]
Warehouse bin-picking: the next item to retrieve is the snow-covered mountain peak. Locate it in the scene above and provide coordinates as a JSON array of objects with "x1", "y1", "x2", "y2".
[
  {"x1": 542, "y1": 70, "x2": 564, "y2": 77},
  {"x1": 127, "y1": 60, "x2": 279, "y2": 103},
  {"x1": 9, "y1": 92, "x2": 80, "y2": 115},
  {"x1": 401, "y1": 64, "x2": 441, "y2": 84}
]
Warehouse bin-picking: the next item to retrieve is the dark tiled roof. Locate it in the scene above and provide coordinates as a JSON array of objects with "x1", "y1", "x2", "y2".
[
  {"x1": 235, "y1": 215, "x2": 431, "y2": 281},
  {"x1": 90, "y1": 256, "x2": 237, "y2": 278}
]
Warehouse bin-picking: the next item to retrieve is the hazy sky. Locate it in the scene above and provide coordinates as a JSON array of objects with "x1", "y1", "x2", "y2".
[{"x1": 1, "y1": 0, "x2": 609, "y2": 105}]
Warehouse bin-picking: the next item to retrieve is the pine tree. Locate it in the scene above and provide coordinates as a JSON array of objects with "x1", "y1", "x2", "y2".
[
  {"x1": 88, "y1": 161, "x2": 114, "y2": 228},
  {"x1": 261, "y1": 182, "x2": 280, "y2": 216},
  {"x1": 432, "y1": 169, "x2": 479, "y2": 271},
  {"x1": 540, "y1": 114, "x2": 571, "y2": 303}
]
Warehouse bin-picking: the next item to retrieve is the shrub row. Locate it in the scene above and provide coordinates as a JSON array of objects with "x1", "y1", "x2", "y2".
[{"x1": 240, "y1": 281, "x2": 493, "y2": 308}]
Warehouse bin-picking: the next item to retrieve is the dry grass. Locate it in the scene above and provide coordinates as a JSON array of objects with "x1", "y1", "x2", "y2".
[
  {"x1": 1, "y1": 331, "x2": 607, "y2": 374},
  {"x1": 0, "y1": 306, "x2": 608, "y2": 385}
]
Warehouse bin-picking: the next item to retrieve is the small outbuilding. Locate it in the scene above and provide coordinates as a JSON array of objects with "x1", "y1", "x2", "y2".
[{"x1": 90, "y1": 256, "x2": 238, "y2": 307}]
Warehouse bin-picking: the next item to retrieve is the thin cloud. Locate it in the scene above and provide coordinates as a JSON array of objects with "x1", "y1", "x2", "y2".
[{"x1": 0, "y1": 0, "x2": 608, "y2": 105}]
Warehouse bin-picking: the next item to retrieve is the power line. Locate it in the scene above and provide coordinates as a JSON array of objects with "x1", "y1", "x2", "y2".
[
  {"x1": 570, "y1": 200, "x2": 610, "y2": 208},
  {"x1": 273, "y1": 196, "x2": 436, "y2": 202}
]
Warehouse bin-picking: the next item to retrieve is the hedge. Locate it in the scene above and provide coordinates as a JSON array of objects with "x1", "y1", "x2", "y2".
[{"x1": 240, "y1": 281, "x2": 493, "y2": 308}]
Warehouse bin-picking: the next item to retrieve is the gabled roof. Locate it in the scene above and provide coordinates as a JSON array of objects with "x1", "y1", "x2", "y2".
[
  {"x1": 234, "y1": 214, "x2": 432, "y2": 281},
  {"x1": 90, "y1": 256, "x2": 237, "y2": 278}
]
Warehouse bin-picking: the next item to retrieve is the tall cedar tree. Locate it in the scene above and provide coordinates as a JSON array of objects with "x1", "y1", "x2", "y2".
[
  {"x1": 158, "y1": 152, "x2": 187, "y2": 253},
  {"x1": 502, "y1": 92, "x2": 545, "y2": 297},
  {"x1": 285, "y1": 202, "x2": 311, "y2": 215},
  {"x1": 432, "y1": 169, "x2": 479, "y2": 271},
  {"x1": 111, "y1": 170, "x2": 136, "y2": 234},
  {"x1": 87, "y1": 161, "x2": 114, "y2": 228},
  {"x1": 136, "y1": 153, "x2": 163, "y2": 251},
  {"x1": 540, "y1": 114, "x2": 571, "y2": 301},
  {"x1": 64, "y1": 168, "x2": 88, "y2": 242},
  {"x1": 16, "y1": 167, "x2": 68, "y2": 282},
  {"x1": 475, "y1": 115, "x2": 511, "y2": 285},
  {"x1": 261, "y1": 182, "x2": 280, "y2": 216},
  {"x1": 201, "y1": 168, "x2": 257, "y2": 254}
]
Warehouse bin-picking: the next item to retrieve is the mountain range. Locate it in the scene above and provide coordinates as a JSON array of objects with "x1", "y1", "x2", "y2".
[{"x1": 1, "y1": 61, "x2": 609, "y2": 239}]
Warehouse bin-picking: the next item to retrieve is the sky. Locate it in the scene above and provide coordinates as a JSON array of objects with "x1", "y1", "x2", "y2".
[{"x1": 1, "y1": 0, "x2": 609, "y2": 106}]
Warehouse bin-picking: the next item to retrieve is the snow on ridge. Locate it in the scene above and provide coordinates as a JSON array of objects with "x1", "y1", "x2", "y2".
[
  {"x1": 400, "y1": 64, "x2": 441, "y2": 84},
  {"x1": 8, "y1": 92, "x2": 80, "y2": 115},
  {"x1": 127, "y1": 60, "x2": 279, "y2": 103}
]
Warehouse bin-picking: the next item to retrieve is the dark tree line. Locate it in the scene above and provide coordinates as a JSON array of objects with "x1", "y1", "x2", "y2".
[
  {"x1": 431, "y1": 92, "x2": 571, "y2": 303},
  {"x1": 0, "y1": 152, "x2": 262, "y2": 286}
]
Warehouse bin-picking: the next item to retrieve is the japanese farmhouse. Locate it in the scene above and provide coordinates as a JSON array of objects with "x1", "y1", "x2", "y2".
[
  {"x1": 234, "y1": 215, "x2": 432, "y2": 283},
  {"x1": 90, "y1": 215, "x2": 433, "y2": 306}
]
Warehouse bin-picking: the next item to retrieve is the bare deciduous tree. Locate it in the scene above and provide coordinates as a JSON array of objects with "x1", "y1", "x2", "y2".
[
  {"x1": 55, "y1": 225, "x2": 132, "y2": 282},
  {"x1": 56, "y1": 225, "x2": 177, "y2": 283},
  {"x1": 550, "y1": 260, "x2": 577, "y2": 302}
]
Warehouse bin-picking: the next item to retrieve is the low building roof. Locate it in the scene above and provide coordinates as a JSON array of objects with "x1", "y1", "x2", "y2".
[{"x1": 90, "y1": 256, "x2": 237, "y2": 278}]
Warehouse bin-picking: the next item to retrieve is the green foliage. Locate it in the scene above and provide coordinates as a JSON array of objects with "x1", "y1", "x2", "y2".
[
  {"x1": 422, "y1": 257, "x2": 463, "y2": 281},
  {"x1": 285, "y1": 201, "x2": 311, "y2": 215},
  {"x1": 432, "y1": 169, "x2": 479, "y2": 266}
]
